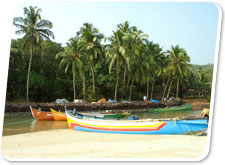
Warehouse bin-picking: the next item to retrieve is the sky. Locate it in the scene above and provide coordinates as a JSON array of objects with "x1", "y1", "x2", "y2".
[{"x1": 11, "y1": 1, "x2": 220, "y2": 65}]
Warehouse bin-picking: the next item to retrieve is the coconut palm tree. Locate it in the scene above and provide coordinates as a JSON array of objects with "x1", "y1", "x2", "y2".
[
  {"x1": 56, "y1": 37, "x2": 83, "y2": 101},
  {"x1": 166, "y1": 45, "x2": 191, "y2": 98},
  {"x1": 144, "y1": 40, "x2": 163, "y2": 100},
  {"x1": 13, "y1": 6, "x2": 54, "y2": 102},
  {"x1": 128, "y1": 44, "x2": 151, "y2": 101},
  {"x1": 77, "y1": 23, "x2": 104, "y2": 98},
  {"x1": 158, "y1": 54, "x2": 171, "y2": 101},
  {"x1": 105, "y1": 30, "x2": 129, "y2": 100},
  {"x1": 117, "y1": 21, "x2": 131, "y2": 91},
  {"x1": 121, "y1": 27, "x2": 148, "y2": 100}
]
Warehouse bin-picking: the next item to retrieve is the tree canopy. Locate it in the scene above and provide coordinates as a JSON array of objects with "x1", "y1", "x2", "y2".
[{"x1": 7, "y1": 6, "x2": 214, "y2": 103}]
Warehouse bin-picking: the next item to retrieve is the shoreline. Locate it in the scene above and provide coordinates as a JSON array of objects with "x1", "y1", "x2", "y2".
[
  {"x1": 1, "y1": 128, "x2": 207, "y2": 159},
  {"x1": 4, "y1": 101, "x2": 180, "y2": 113},
  {"x1": 4, "y1": 99, "x2": 210, "y2": 113}
]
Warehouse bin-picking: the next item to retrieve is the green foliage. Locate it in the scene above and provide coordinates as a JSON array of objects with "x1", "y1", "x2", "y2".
[
  {"x1": 87, "y1": 86, "x2": 101, "y2": 102},
  {"x1": 7, "y1": 10, "x2": 214, "y2": 102}
]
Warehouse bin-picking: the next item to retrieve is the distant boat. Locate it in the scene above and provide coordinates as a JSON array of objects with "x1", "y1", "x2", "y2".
[
  {"x1": 148, "y1": 103, "x2": 192, "y2": 112},
  {"x1": 66, "y1": 110, "x2": 208, "y2": 135},
  {"x1": 50, "y1": 108, "x2": 67, "y2": 121},
  {"x1": 30, "y1": 106, "x2": 54, "y2": 121}
]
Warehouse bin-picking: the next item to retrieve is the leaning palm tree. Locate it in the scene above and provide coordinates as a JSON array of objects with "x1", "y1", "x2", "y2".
[
  {"x1": 56, "y1": 37, "x2": 83, "y2": 101},
  {"x1": 13, "y1": 6, "x2": 54, "y2": 102},
  {"x1": 166, "y1": 45, "x2": 191, "y2": 98},
  {"x1": 77, "y1": 23, "x2": 104, "y2": 98}
]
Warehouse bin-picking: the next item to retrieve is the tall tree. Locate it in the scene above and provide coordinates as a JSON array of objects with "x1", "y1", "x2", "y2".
[
  {"x1": 56, "y1": 37, "x2": 83, "y2": 100},
  {"x1": 105, "y1": 30, "x2": 129, "y2": 100},
  {"x1": 122, "y1": 27, "x2": 148, "y2": 100},
  {"x1": 77, "y1": 23, "x2": 104, "y2": 98},
  {"x1": 144, "y1": 40, "x2": 163, "y2": 100},
  {"x1": 13, "y1": 6, "x2": 54, "y2": 102},
  {"x1": 166, "y1": 45, "x2": 191, "y2": 98},
  {"x1": 128, "y1": 44, "x2": 150, "y2": 101},
  {"x1": 117, "y1": 21, "x2": 133, "y2": 94}
]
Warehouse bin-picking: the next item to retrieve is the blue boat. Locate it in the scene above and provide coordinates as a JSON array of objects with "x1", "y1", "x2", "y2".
[{"x1": 66, "y1": 110, "x2": 208, "y2": 135}]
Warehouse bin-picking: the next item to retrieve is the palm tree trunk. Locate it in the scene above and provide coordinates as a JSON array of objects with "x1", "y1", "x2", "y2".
[
  {"x1": 126, "y1": 79, "x2": 130, "y2": 88},
  {"x1": 82, "y1": 76, "x2": 86, "y2": 101},
  {"x1": 167, "y1": 80, "x2": 173, "y2": 99},
  {"x1": 150, "y1": 75, "x2": 155, "y2": 100},
  {"x1": 114, "y1": 69, "x2": 119, "y2": 100},
  {"x1": 91, "y1": 65, "x2": 95, "y2": 97},
  {"x1": 146, "y1": 77, "x2": 149, "y2": 99},
  {"x1": 122, "y1": 66, "x2": 127, "y2": 90},
  {"x1": 161, "y1": 79, "x2": 170, "y2": 101},
  {"x1": 122, "y1": 66, "x2": 127, "y2": 98},
  {"x1": 129, "y1": 77, "x2": 134, "y2": 101},
  {"x1": 26, "y1": 44, "x2": 33, "y2": 102},
  {"x1": 176, "y1": 78, "x2": 179, "y2": 98},
  {"x1": 73, "y1": 72, "x2": 76, "y2": 101}
]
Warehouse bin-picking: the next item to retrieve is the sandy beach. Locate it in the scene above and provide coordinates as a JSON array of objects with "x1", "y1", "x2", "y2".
[{"x1": 1, "y1": 129, "x2": 207, "y2": 159}]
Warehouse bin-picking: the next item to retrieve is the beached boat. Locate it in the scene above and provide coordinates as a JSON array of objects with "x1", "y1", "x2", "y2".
[
  {"x1": 67, "y1": 108, "x2": 130, "y2": 120},
  {"x1": 30, "y1": 106, "x2": 54, "y2": 120},
  {"x1": 50, "y1": 108, "x2": 67, "y2": 121},
  {"x1": 148, "y1": 103, "x2": 192, "y2": 112},
  {"x1": 75, "y1": 112, "x2": 129, "y2": 120},
  {"x1": 65, "y1": 110, "x2": 208, "y2": 135}
]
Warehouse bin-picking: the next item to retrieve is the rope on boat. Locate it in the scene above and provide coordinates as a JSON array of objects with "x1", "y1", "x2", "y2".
[{"x1": 173, "y1": 117, "x2": 179, "y2": 126}]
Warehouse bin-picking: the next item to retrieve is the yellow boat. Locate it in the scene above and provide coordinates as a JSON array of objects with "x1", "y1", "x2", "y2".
[{"x1": 50, "y1": 108, "x2": 67, "y2": 121}]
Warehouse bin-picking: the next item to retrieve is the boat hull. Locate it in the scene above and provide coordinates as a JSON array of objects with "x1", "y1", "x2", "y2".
[
  {"x1": 66, "y1": 111, "x2": 208, "y2": 135},
  {"x1": 148, "y1": 103, "x2": 192, "y2": 112},
  {"x1": 30, "y1": 106, "x2": 54, "y2": 120},
  {"x1": 50, "y1": 108, "x2": 67, "y2": 121}
]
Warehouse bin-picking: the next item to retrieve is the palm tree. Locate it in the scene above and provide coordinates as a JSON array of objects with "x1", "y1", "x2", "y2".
[
  {"x1": 160, "y1": 58, "x2": 172, "y2": 101},
  {"x1": 77, "y1": 23, "x2": 104, "y2": 98},
  {"x1": 13, "y1": 6, "x2": 54, "y2": 102},
  {"x1": 117, "y1": 21, "x2": 133, "y2": 93},
  {"x1": 105, "y1": 30, "x2": 129, "y2": 100},
  {"x1": 145, "y1": 41, "x2": 163, "y2": 100},
  {"x1": 166, "y1": 45, "x2": 191, "y2": 98},
  {"x1": 56, "y1": 37, "x2": 83, "y2": 101},
  {"x1": 128, "y1": 44, "x2": 150, "y2": 101},
  {"x1": 121, "y1": 26, "x2": 148, "y2": 101}
]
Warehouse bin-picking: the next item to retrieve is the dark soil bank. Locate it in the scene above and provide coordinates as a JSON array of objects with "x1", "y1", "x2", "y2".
[{"x1": 4, "y1": 101, "x2": 183, "y2": 113}]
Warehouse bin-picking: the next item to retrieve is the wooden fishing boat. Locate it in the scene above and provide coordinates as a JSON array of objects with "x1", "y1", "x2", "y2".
[
  {"x1": 76, "y1": 112, "x2": 128, "y2": 120},
  {"x1": 30, "y1": 106, "x2": 54, "y2": 120},
  {"x1": 50, "y1": 108, "x2": 67, "y2": 121},
  {"x1": 148, "y1": 103, "x2": 192, "y2": 112},
  {"x1": 67, "y1": 108, "x2": 130, "y2": 120},
  {"x1": 66, "y1": 110, "x2": 208, "y2": 135}
]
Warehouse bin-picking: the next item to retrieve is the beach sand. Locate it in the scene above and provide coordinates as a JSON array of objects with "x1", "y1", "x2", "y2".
[{"x1": 1, "y1": 129, "x2": 207, "y2": 159}]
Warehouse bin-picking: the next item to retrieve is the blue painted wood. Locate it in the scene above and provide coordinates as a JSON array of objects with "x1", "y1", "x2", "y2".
[{"x1": 72, "y1": 119, "x2": 208, "y2": 135}]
